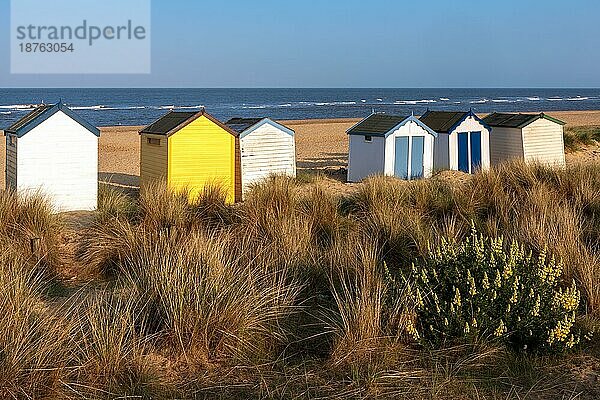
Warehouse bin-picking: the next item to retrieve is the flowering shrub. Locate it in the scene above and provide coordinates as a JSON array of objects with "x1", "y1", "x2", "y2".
[{"x1": 403, "y1": 225, "x2": 581, "y2": 351}]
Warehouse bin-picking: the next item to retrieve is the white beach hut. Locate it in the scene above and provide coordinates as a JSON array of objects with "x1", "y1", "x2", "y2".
[
  {"x1": 482, "y1": 112, "x2": 566, "y2": 167},
  {"x1": 4, "y1": 101, "x2": 100, "y2": 211},
  {"x1": 225, "y1": 117, "x2": 296, "y2": 196},
  {"x1": 419, "y1": 110, "x2": 491, "y2": 174},
  {"x1": 346, "y1": 113, "x2": 438, "y2": 182}
]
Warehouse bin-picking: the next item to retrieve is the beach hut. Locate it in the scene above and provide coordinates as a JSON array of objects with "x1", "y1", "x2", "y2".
[
  {"x1": 419, "y1": 110, "x2": 491, "y2": 174},
  {"x1": 346, "y1": 113, "x2": 438, "y2": 182},
  {"x1": 225, "y1": 117, "x2": 296, "y2": 197},
  {"x1": 482, "y1": 112, "x2": 566, "y2": 167},
  {"x1": 4, "y1": 101, "x2": 100, "y2": 211},
  {"x1": 139, "y1": 109, "x2": 241, "y2": 203}
]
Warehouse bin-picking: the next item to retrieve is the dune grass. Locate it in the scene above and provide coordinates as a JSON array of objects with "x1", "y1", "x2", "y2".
[
  {"x1": 4, "y1": 163, "x2": 600, "y2": 398},
  {"x1": 564, "y1": 125, "x2": 600, "y2": 151},
  {"x1": 0, "y1": 250, "x2": 71, "y2": 399}
]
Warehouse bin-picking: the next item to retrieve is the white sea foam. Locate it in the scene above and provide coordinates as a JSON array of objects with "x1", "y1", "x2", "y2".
[
  {"x1": 547, "y1": 97, "x2": 563, "y2": 101},
  {"x1": 0, "y1": 104, "x2": 41, "y2": 110},
  {"x1": 567, "y1": 97, "x2": 589, "y2": 101},
  {"x1": 71, "y1": 105, "x2": 106, "y2": 110},
  {"x1": 376, "y1": 98, "x2": 383, "y2": 102},
  {"x1": 527, "y1": 97, "x2": 541, "y2": 101},
  {"x1": 316, "y1": 101, "x2": 357, "y2": 106},
  {"x1": 96, "y1": 107, "x2": 143, "y2": 111},
  {"x1": 72, "y1": 105, "x2": 147, "y2": 111},
  {"x1": 394, "y1": 99, "x2": 437, "y2": 105},
  {"x1": 440, "y1": 98, "x2": 450, "y2": 101},
  {"x1": 470, "y1": 99, "x2": 488, "y2": 104},
  {"x1": 173, "y1": 105, "x2": 204, "y2": 110}
]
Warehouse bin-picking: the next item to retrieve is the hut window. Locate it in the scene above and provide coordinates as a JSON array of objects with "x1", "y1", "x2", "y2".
[
  {"x1": 364, "y1": 135, "x2": 372, "y2": 143},
  {"x1": 147, "y1": 138, "x2": 161, "y2": 146}
]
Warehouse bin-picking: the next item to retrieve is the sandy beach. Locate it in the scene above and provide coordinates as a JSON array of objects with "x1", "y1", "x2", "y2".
[{"x1": 2, "y1": 110, "x2": 599, "y2": 190}]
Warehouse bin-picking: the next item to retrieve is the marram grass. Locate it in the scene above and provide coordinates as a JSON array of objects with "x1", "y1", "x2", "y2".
[{"x1": 3, "y1": 162, "x2": 600, "y2": 398}]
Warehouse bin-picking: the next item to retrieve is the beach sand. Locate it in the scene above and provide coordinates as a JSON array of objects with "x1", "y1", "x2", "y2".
[{"x1": 1, "y1": 110, "x2": 599, "y2": 190}]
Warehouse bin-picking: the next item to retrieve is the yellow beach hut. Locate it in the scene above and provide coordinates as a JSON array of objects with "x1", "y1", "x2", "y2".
[{"x1": 139, "y1": 109, "x2": 241, "y2": 203}]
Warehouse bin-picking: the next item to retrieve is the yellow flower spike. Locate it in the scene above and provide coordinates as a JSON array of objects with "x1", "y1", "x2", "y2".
[
  {"x1": 468, "y1": 271, "x2": 477, "y2": 296},
  {"x1": 567, "y1": 334, "x2": 575, "y2": 349},
  {"x1": 510, "y1": 284, "x2": 518, "y2": 303},
  {"x1": 482, "y1": 272, "x2": 490, "y2": 290},
  {"x1": 495, "y1": 320, "x2": 506, "y2": 337},
  {"x1": 453, "y1": 287, "x2": 462, "y2": 307},
  {"x1": 416, "y1": 288, "x2": 424, "y2": 308},
  {"x1": 531, "y1": 294, "x2": 541, "y2": 317},
  {"x1": 503, "y1": 263, "x2": 513, "y2": 280},
  {"x1": 494, "y1": 270, "x2": 502, "y2": 288}
]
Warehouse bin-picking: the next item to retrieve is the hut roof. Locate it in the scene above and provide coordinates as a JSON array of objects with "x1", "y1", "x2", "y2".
[
  {"x1": 140, "y1": 111, "x2": 196, "y2": 135},
  {"x1": 347, "y1": 113, "x2": 437, "y2": 137},
  {"x1": 139, "y1": 109, "x2": 238, "y2": 137},
  {"x1": 5, "y1": 101, "x2": 100, "y2": 137},
  {"x1": 225, "y1": 117, "x2": 295, "y2": 138},
  {"x1": 419, "y1": 110, "x2": 490, "y2": 134},
  {"x1": 418, "y1": 111, "x2": 468, "y2": 133},
  {"x1": 225, "y1": 118, "x2": 265, "y2": 133},
  {"x1": 483, "y1": 112, "x2": 566, "y2": 128},
  {"x1": 347, "y1": 114, "x2": 409, "y2": 135}
]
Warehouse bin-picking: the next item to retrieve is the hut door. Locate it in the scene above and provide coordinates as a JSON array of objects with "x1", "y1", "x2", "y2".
[
  {"x1": 410, "y1": 136, "x2": 424, "y2": 179},
  {"x1": 457, "y1": 131, "x2": 482, "y2": 174},
  {"x1": 458, "y1": 133, "x2": 469, "y2": 173},
  {"x1": 395, "y1": 136, "x2": 424, "y2": 180},
  {"x1": 470, "y1": 132, "x2": 482, "y2": 172},
  {"x1": 394, "y1": 137, "x2": 409, "y2": 179}
]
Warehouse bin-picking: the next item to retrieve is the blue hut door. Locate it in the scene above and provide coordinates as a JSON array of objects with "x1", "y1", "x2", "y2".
[
  {"x1": 394, "y1": 137, "x2": 409, "y2": 179},
  {"x1": 458, "y1": 133, "x2": 469, "y2": 173},
  {"x1": 410, "y1": 136, "x2": 424, "y2": 179},
  {"x1": 470, "y1": 132, "x2": 482, "y2": 172}
]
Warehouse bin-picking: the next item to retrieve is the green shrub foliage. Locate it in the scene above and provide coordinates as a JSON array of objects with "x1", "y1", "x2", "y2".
[{"x1": 405, "y1": 225, "x2": 581, "y2": 351}]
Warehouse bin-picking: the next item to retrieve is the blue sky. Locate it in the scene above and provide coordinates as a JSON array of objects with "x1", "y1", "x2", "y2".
[{"x1": 1, "y1": 0, "x2": 599, "y2": 88}]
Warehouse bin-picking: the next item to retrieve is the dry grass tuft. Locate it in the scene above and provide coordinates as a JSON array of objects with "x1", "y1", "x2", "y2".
[
  {"x1": 0, "y1": 250, "x2": 70, "y2": 399},
  {"x1": 121, "y1": 230, "x2": 300, "y2": 365},
  {"x1": 6, "y1": 160, "x2": 600, "y2": 398},
  {"x1": 0, "y1": 190, "x2": 63, "y2": 278}
]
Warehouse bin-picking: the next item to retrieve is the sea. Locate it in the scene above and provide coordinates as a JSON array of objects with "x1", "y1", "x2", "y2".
[{"x1": 0, "y1": 88, "x2": 599, "y2": 127}]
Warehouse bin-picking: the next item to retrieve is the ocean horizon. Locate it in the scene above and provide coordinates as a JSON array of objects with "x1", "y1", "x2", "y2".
[{"x1": 1, "y1": 88, "x2": 599, "y2": 127}]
